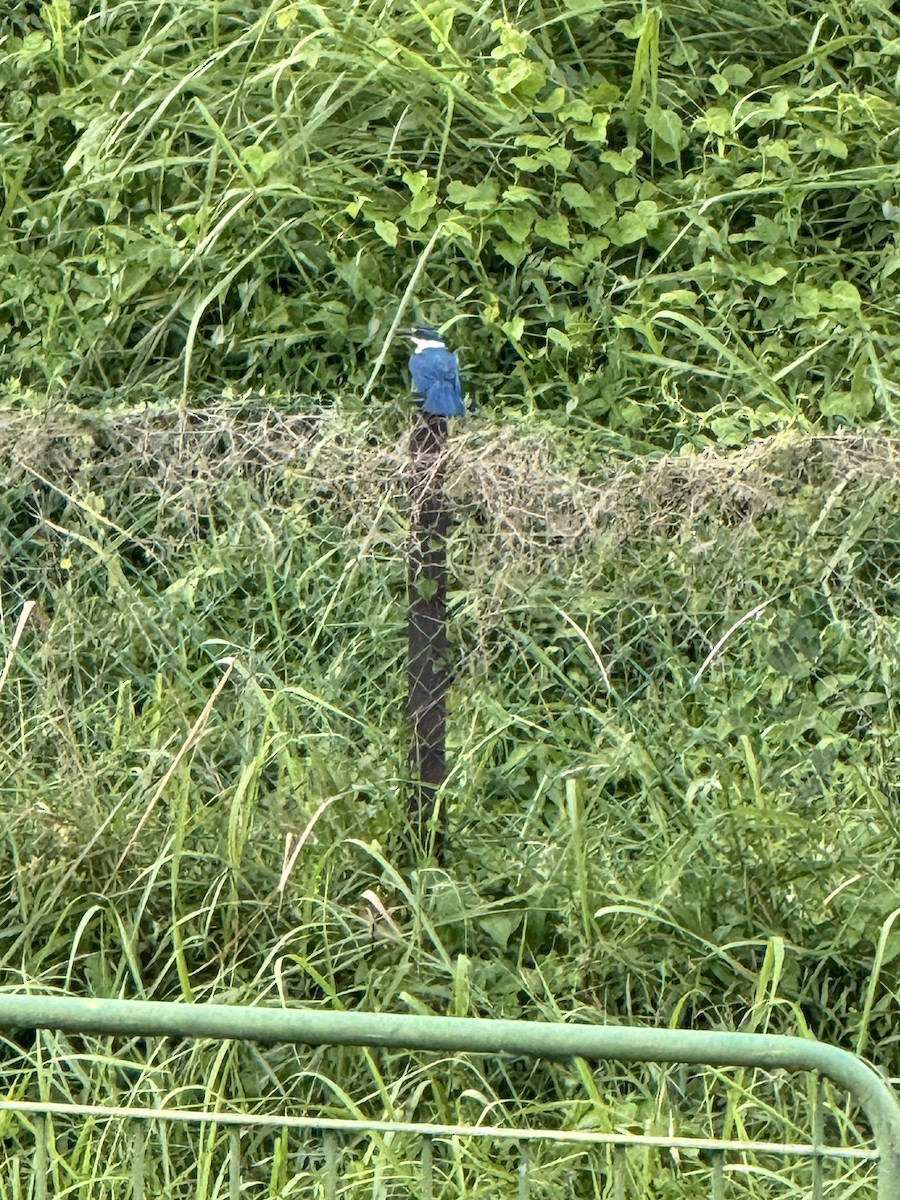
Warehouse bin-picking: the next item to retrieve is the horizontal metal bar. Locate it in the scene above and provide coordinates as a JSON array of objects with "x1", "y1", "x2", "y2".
[
  {"x1": 0, "y1": 1098, "x2": 880, "y2": 1161},
  {"x1": 1, "y1": 994, "x2": 897, "y2": 1197}
]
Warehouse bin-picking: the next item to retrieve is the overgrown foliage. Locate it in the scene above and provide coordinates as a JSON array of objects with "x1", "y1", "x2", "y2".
[
  {"x1": 1, "y1": 409, "x2": 898, "y2": 1072},
  {"x1": 0, "y1": 407, "x2": 897, "y2": 1192},
  {"x1": 3, "y1": 0, "x2": 900, "y2": 442},
  {"x1": 3, "y1": 0, "x2": 900, "y2": 1193}
]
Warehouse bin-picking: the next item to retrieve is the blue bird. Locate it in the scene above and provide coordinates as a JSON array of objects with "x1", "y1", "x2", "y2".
[{"x1": 401, "y1": 326, "x2": 464, "y2": 417}]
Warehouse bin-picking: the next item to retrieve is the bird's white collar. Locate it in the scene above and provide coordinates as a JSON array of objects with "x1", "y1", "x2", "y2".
[{"x1": 410, "y1": 336, "x2": 446, "y2": 353}]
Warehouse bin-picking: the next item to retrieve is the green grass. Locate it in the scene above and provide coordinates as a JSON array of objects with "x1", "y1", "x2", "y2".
[
  {"x1": 0, "y1": 402, "x2": 896, "y2": 1195},
  {"x1": 3, "y1": 0, "x2": 900, "y2": 442},
  {"x1": 4, "y1": 0, "x2": 900, "y2": 1192}
]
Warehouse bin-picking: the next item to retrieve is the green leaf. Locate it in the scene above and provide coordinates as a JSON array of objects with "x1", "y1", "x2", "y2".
[
  {"x1": 658, "y1": 288, "x2": 698, "y2": 307},
  {"x1": 815, "y1": 134, "x2": 848, "y2": 159},
  {"x1": 825, "y1": 281, "x2": 861, "y2": 310},
  {"x1": 560, "y1": 183, "x2": 615, "y2": 229},
  {"x1": 560, "y1": 182, "x2": 595, "y2": 210},
  {"x1": 495, "y1": 207, "x2": 534, "y2": 243},
  {"x1": 516, "y1": 135, "x2": 552, "y2": 151},
  {"x1": 504, "y1": 184, "x2": 541, "y2": 203},
  {"x1": 600, "y1": 146, "x2": 642, "y2": 173},
  {"x1": 373, "y1": 218, "x2": 398, "y2": 247},
  {"x1": 645, "y1": 104, "x2": 686, "y2": 149},
  {"x1": 703, "y1": 107, "x2": 733, "y2": 135},
  {"x1": 747, "y1": 263, "x2": 788, "y2": 285},
  {"x1": 415, "y1": 577, "x2": 438, "y2": 599},
  {"x1": 562, "y1": 0, "x2": 607, "y2": 12},
  {"x1": 241, "y1": 146, "x2": 280, "y2": 180},
  {"x1": 573, "y1": 235, "x2": 610, "y2": 264},
  {"x1": 479, "y1": 913, "x2": 522, "y2": 951},
  {"x1": 558, "y1": 99, "x2": 593, "y2": 123},
  {"x1": 489, "y1": 19, "x2": 528, "y2": 57},
  {"x1": 534, "y1": 212, "x2": 570, "y2": 246},
  {"x1": 723, "y1": 64, "x2": 753, "y2": 86},
  {"x1": 612, "y1": 398, "x2": 644, "y2": 426},
  {"x1": 547, "y1": 258, "x2": 584, "y2": 284},
  {"x1": 488, "y1": 58, "x2": 546, "y2": 98},
  {"x1": 344, "y1": 195, "x2": 368, "y2": 218},
  {"x1": 794, "y1": 283, "x2": 823, "y2": 317},
  {"x1": 446, "y1": 179, "x2": 499, "y2": 211},
  {"x1": 819, "y1": 389, "x2": 872, "y2": 420},
  {"x1": 615, "y1": 313, "x2": 662, "y2": 353},
  {"x1": 13, "y1": 32, "x2": 52, "y2": 66},
  {"x1": 764, "y1": 138, "x2": 793, "y2": 162},
  {"x1": 570, "y1": 113, "x2": 610, "y2": 143},
  {"x1": 743, "y1": 89, "x2": 792, "y2": 127},
  {"x1": 402, "y1": 169, "x2": 430, "y2": 197},
  {"x1": 607, "y1": 200, "x2": 658, "y2": 244},
  {"x1": 547, "y1": 326, "x2": 573, "y2": 350},
  {"x1": 751, "y1": 216, "x2": 786, "y2": 246},
  {"x1": 494, "y1": 240, "x2": 528, "y2": 266},
  {"x1": 614, "y1": 177, "x2": 639, "y2": 202},
  {"x1": 543, "y1": 145, "x2": 571, "y2": 170},
  {"x1": 609, "y1": 213, "x2": 648, "y2": 244},
  {"x1": 513, "y1": 142, "x2": 570, "y2": 171},
  {"x1": 709, "y1": 415, "x2": 751, "y2": 446},
  {"x1": 403, "y1": 170, "x2": 437, "y2": 214},
  {"x1": 537, "y1": 86, "x2": 566, "y2": 112},
  {"x1": 614, "y1": 15, "x2": 646, "y2": 38}
]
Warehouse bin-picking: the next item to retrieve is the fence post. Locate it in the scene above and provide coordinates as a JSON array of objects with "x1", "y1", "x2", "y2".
[{"x1": 406, "y1": 412, "x2": 451, "y2": 857}]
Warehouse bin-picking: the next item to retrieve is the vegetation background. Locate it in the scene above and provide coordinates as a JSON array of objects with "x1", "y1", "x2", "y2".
[{"x1": 1, "y1": 0, "x2": 900, "y2": 1194}]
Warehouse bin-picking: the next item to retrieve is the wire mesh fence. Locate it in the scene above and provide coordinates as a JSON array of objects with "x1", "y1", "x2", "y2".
[
  {"x1": 0, "y1": 1094, "x2": 883, "y2": 1199},
  {"x1": 0, "y1": 995, "x2": 896, "y2": 1199}
]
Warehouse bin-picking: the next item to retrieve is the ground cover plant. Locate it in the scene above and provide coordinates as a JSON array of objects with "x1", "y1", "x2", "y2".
[{"x1": 2, "y1": 0, "x2": 900, "y2": 1194}]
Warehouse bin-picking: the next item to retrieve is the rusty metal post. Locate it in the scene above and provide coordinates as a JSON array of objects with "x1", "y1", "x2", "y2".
[{"x1": 406, "y1": 412, "x2": 450, "y2": 857}]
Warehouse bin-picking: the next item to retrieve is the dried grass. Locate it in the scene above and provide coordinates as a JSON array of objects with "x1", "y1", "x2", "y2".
[{"x1": 3, "y1": 404, "x2": 898, "y2": 574}]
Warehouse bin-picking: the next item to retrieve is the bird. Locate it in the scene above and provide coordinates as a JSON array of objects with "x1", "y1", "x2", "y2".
[{"x1": 400, "y1": 326, "x2": 464, "y2": 417}]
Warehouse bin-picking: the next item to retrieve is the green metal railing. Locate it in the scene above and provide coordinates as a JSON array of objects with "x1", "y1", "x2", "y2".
[{"x1": 0, "y1": 994, "x2": 897, "y2": 1198}]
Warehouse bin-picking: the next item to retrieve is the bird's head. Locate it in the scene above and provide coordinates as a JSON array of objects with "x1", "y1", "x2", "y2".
[{"x1": 400, "y1": 325, "x2": 446, "y2": 353}]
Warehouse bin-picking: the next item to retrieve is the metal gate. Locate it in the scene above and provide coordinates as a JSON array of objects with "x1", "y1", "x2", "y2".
[{"x1": 0, "y1": 994, "x2": 897, "y2": 1198}]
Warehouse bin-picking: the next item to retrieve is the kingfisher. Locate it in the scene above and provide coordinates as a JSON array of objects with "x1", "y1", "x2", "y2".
[{"x1": 401, "y1": 326, "x2": 464, "y2": 417}]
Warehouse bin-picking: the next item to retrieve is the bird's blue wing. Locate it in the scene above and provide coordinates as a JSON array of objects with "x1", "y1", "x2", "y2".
[
  {"x1": 409, "y1": 348, "x2": 464, "y2": 416},
  {"x1": 408, "y1": 351, "x2": 436, "y2": 395},
  {"x1": 422, "y1": 380, "x2": 464, "y2": 417}
]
